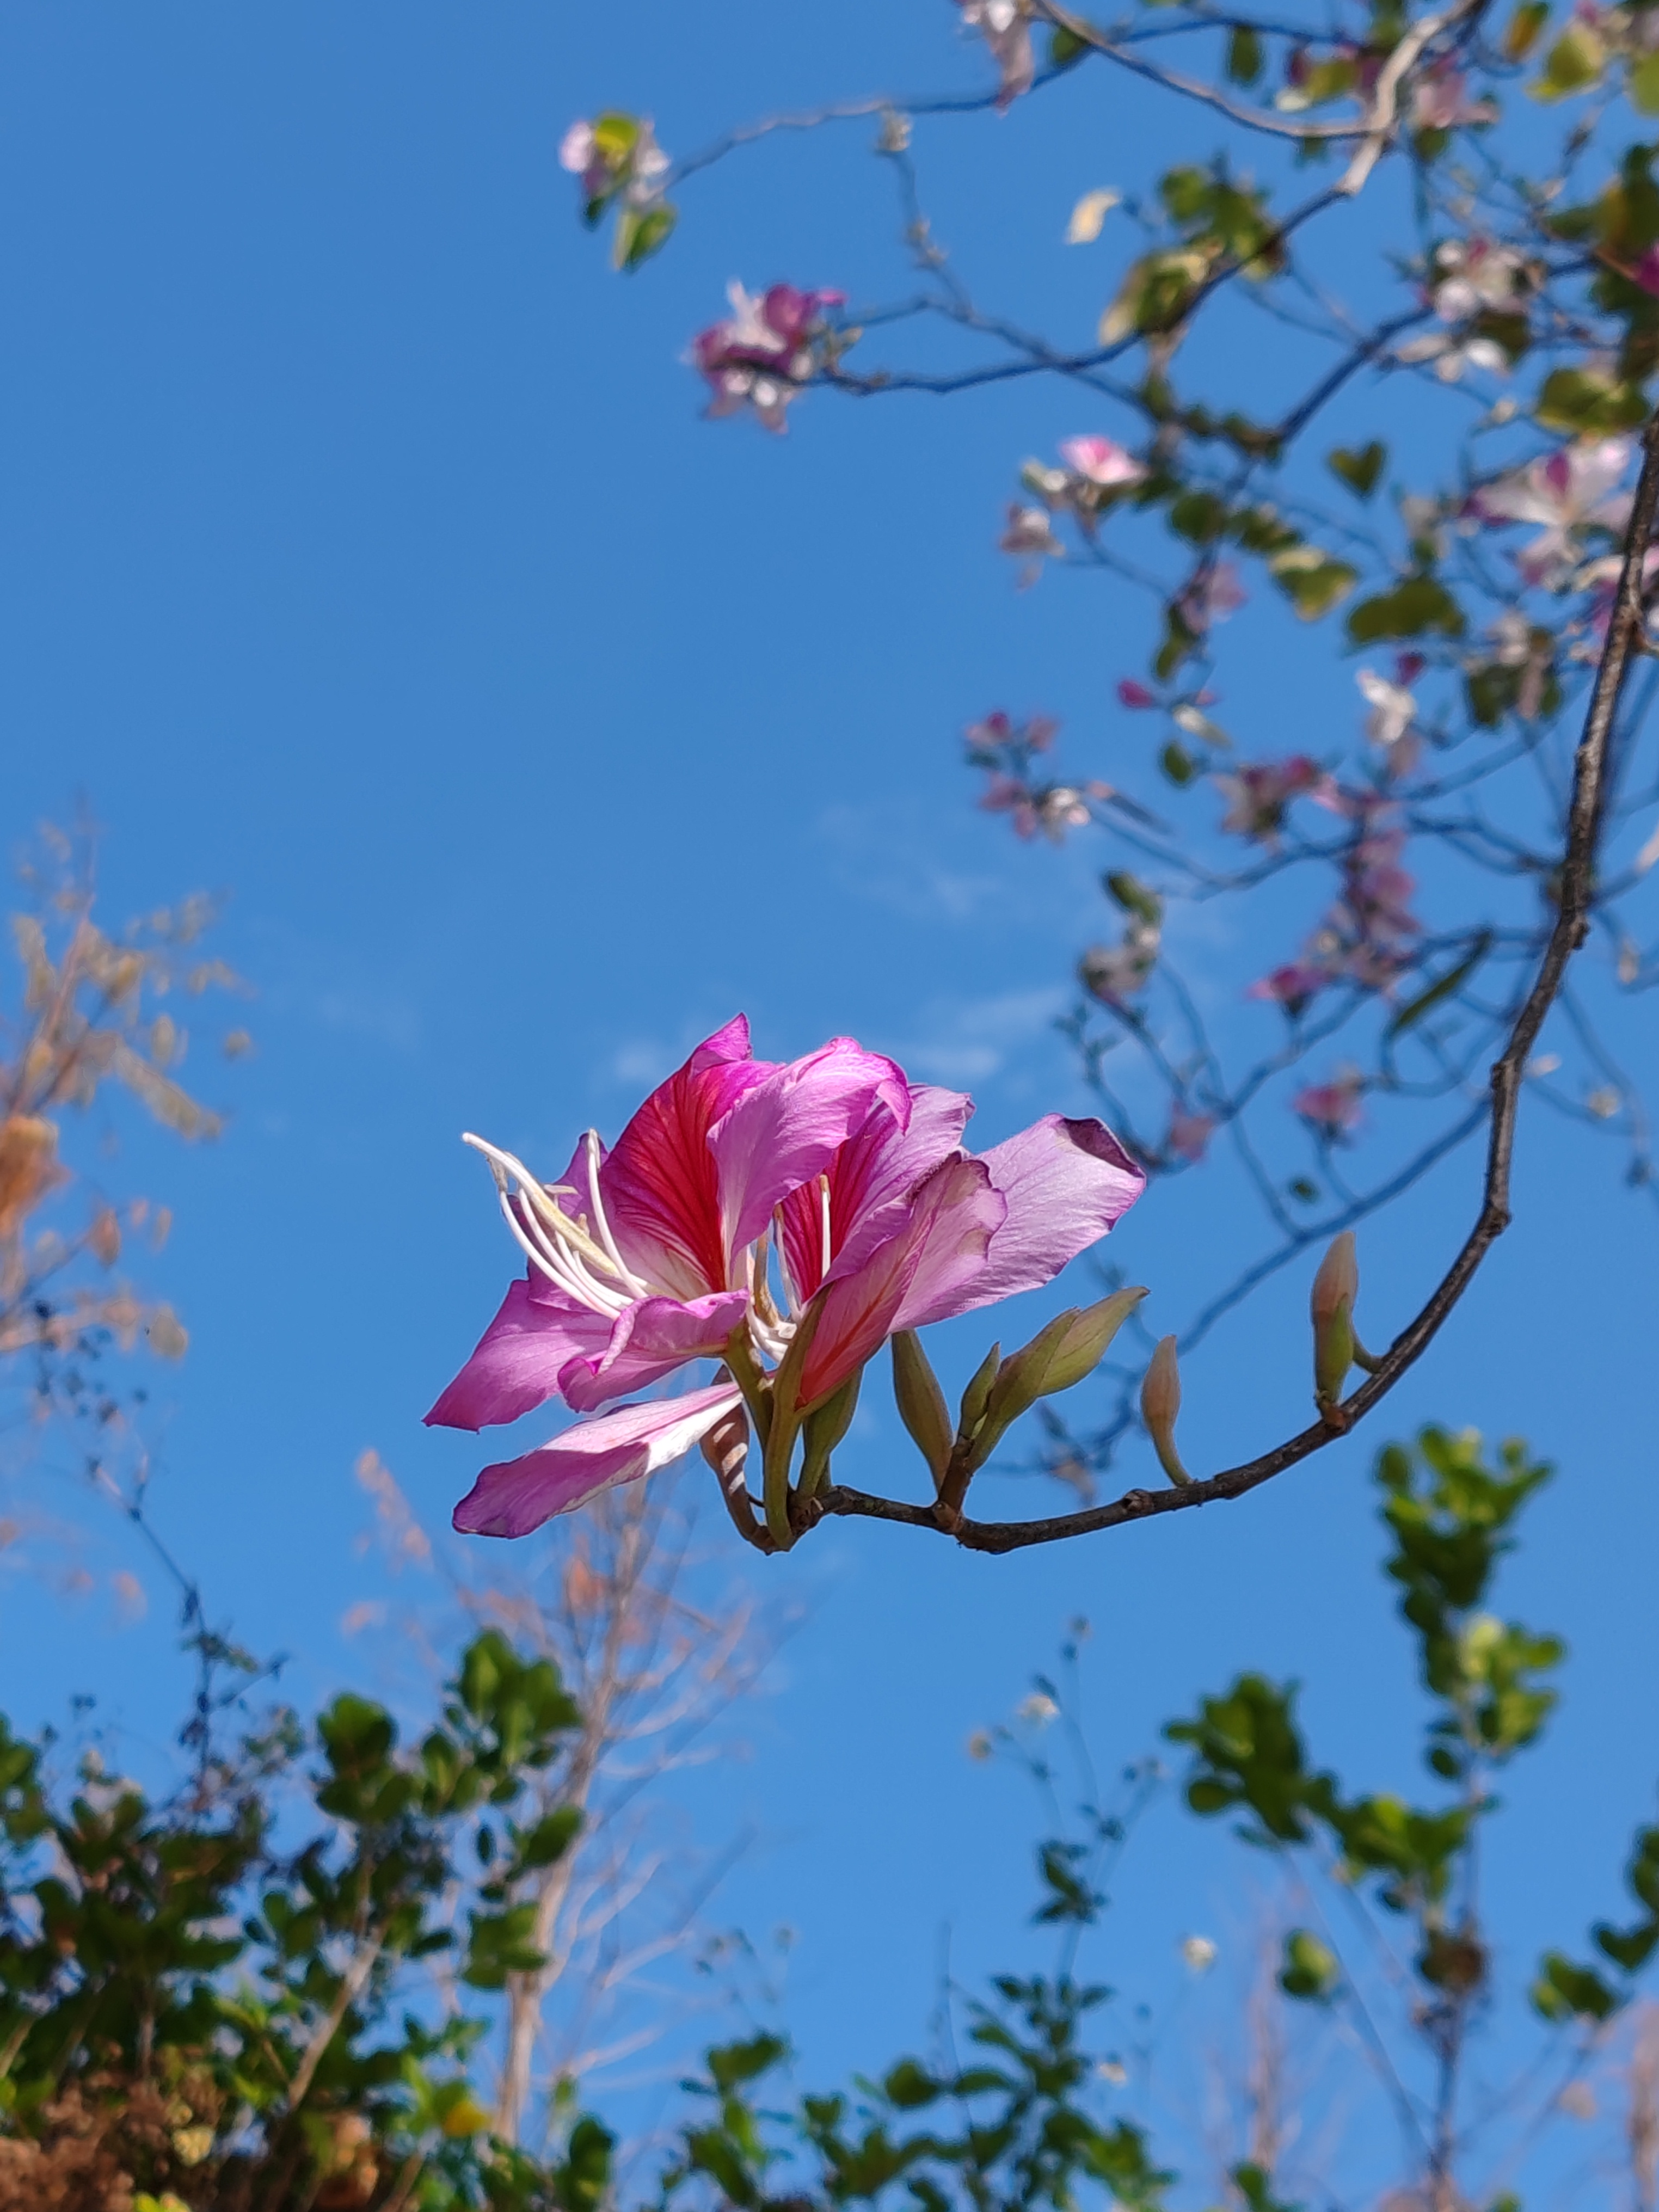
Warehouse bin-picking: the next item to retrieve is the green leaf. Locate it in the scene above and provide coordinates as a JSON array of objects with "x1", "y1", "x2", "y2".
[
  {"x1": 614, "y1": 201, "x2": 678, "y2": 271},
  {"x1": 1594, "y1": 1919, "x2": 1659, "y2": 1971},
  {"x1": 517, "y1": 1804, "x2": 582, "y2": 1871},
  {"x1": 1534, "y1": 365, "x2": 1650, "y2": 432},
  {"x1": 707, "y1": 2032, "x2": 789, "y2": 2092},
  {"x1": 1529, "y1": 21, "x2": 1605, "y2": 96},
  {"x1": 1159, "y1": 739, "x2": 1199, "y2": 785},
  {"x1": 1105, "y1": 870, "x2": 1163, "y2": 925},
  {"x1": 1170, "y1": 489, "x2": 1230, "y2": 543},
  {"x1": 1385, "y1": 932, "x2": 1493, "y2": 1039},
  {"x1": 1279, "y1": 1928, "x2": 1340, "y2": 2001},
  {"x1": 1346, "y1": 575, "x2": 1465, "y2": 642},
  {"x1": 1503, "y1": 0, "x2": 1550, "y2": 56},
  {"x1": 1226, "y1": 25, "x2": 1264, "y2": 82},
  {"x1": 1632, "y1": 50, "x2": 1659, "y2": 111},
  {"x1": 1269, "y1": 546, "x2": 1359, "y2": 620},
  {"x1": 1328, "y1": 440, "x2": 1386, "y2": 499},
  {"x1": 1050, "y1": 23, "x2": 1090, "y2": 66},
  {"x1": 1531, "y1": 1949, "x2": 1618, "y2": 2021},
  {"x1": 882, "y1": 2059, "x2": 942, "y2": 2109}
]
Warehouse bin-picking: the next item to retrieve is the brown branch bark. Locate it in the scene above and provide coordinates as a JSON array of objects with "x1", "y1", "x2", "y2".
[{"x1": 813, "y1": 410, "x2": 1659, "y2": 1557}]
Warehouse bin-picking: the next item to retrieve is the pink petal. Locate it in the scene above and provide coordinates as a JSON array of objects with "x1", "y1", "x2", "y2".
[
  {"x1": 453, "y1": 1383, "x2": 746, "y2": 1538},
  {"x1": 708, "y1": 1037, "x2": 912, "y2": 1260},
  {"x1": 424, "y1": 1276, "x2": 612, "y2": 1432},
  {"x1": 778, "y1": 1083, "x2": 973, "y2": 1302},
  {"x1": 797, "y1": 1156, "x2": 1005, "y2": 1406},
  {"x1": 557, "y1": 1289, "x2": 750, "y2": 1412},
  {"x1": 910, "y1": 1115, "x2": 1144, "y2": 1323},
  {"x1": 601, "y1": 1021, "x2": 772, "y2": 1299}
]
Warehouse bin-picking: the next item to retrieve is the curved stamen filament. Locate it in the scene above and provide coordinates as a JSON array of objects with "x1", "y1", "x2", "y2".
[
  {"x1": 582, "y1": 1128, "x2": 650, "y2": 1298},
  {"x1": 819, "y1": 1172, "x2": 833, "y2": 1285},
  {"x1": 464, "y1": 1132, "x2": 633, "y2": 1317},
  {"x1": 513, "y1": 1189, "x2": 631, "y2": 1315}
]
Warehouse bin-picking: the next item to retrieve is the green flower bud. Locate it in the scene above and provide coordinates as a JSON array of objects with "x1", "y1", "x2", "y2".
[
  {"x1": 1140, "y1": 1335, "x2": 1191, "y2": 1485},
  {"x1": 890, "y1": 1330, "x2": 952, "y2": 1484}
]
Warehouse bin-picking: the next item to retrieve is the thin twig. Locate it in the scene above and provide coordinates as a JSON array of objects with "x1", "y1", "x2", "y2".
[{"x1": 814, "y1": 408, "x2": 1659, "y2": 1556}]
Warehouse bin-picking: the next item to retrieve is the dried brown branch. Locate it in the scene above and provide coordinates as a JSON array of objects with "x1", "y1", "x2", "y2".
[{"x1": 812, "y1": 411, "x2": 1659, "y2": 1555}]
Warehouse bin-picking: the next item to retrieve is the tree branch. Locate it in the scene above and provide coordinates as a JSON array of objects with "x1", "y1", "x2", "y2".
[{"x1": 815, "y1": 408, "x2": 1659, "y2": 1556}]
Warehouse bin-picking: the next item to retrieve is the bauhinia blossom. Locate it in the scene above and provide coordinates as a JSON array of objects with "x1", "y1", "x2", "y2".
[
  {"x1": 955, "y1": 0, "x2": 1035, "y2": 106},
  {"x1": 1010, "y1": 438, "x2": 1148, "y2": 564},
  {"x1": 1215, "y1": 755, "x2": 1327, "y2": 843},
  {"x1": 1474, "y1": 437, "x2": 1632, "y2": 587},
  {"x1": 1356, "y1": 665, "x2": 1419, "y2": 766},
  {"x1": 1058, "y1": 435, "x2": 1147, "y2": 489},
  {"x1": 690, "y1": 282, "x2": 846, "y2": 433},
  {"x1": 1293, "y1": 1070, "x2": 1365, "y2": 1143},
  {"x1": 431, "y1": 1018, "x2": 1145, "y2": 1545}
]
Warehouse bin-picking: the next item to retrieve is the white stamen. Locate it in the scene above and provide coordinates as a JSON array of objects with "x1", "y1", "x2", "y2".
[
  {"x1": 583, "y1": 1128, "x2": 649, "y2": 1296},
  {"x1": 820, "y1": 1173, "x2": 833, "y2": 1285},
  {"x1": 513, "y1": 1190, "x2": 630, "y2": 1316},
  {"x1": 463, "y1": 1130, "x2": 634, "y2": 1318}
]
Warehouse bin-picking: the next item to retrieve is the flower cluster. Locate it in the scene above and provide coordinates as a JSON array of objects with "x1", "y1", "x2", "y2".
[
  {"x1": 1251, "y1": 794, "x2": 1422, "y2": 1016},
  {"x1": 560, "y1": 113, "x2": 675, "y2": 269},
  {"x1": 1214, "y1": 754, "x2": 1329, "y2": 844},
  {"x1": 430, "y1": 1018, "x2": 1144, "y2": 1541},
  {"x1": 955, "y1": 0, "x2": 1035, "y2": 106},
  {"x1": 964, "y1": 711, "x2": 1116, "y2": 841},
  {"x1": 1398, "y1": 235, "x2": 1529, "y2": 381},
  {"x1": 1474, "y1": 437, "x2": 1632, "y2": 588},
  {"x1": 1003, "y1": 435, "x2": 1148, "y2": 581},
  {"x1": 690, "y1": 282, "x2": 847, "y2": 433},
  {"x1": 1292, "y1": 1068, "x2": 1366, "y2": 1143}
]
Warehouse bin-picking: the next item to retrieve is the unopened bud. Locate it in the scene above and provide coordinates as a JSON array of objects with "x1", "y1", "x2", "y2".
[
  {"x1": 1140, "y1": 1336, "x2": 1191, "y2": 1485},
  {"x1": 891, "y1": 1330, "x2": 952, "y2": 1484},
  {"x1": 1311, "y1": 1232, "x2": 1358, "y2": 1410},
  {"x1": 1310, "y1": 1231, "x2": 1357, "y2": 1328},
  {"x1": 1039, "y1": 1287, "x2": 1148, "y2": 1397},
  {"x1": 957, "y1": 1341, "x2": 1001, "y2": 1445}
]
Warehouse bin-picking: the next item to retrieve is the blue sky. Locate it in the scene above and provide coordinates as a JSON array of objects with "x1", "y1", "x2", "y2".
[{"x1": 3, "y1": 0, "x2": 1657, "y2": 2177}]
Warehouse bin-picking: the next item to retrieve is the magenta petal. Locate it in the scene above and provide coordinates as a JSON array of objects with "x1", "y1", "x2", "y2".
[
  {"x1": 602, "y1": 1030, "x2": 774, "y2": 1299},
  {"x1": 452, "y1": 1382, "x2": 745, "y2": 1538},
  {"x1": 910, "y1": 1115, "x2": 1145, "y2": 1324},
  {"x1": 424, "y1": 1277, "x2": 612, "y2": 1432},
  {"x1": 690, "y1": 1013, "x2": 752, "y2": 1071},
  {"x1": 557, "y1": 1289, "x2": 750, "y2": 1412},
  {"x1": 709, "y1": 1037, "x2": 913, "y2": 1259},
  {"x1": 798, "y1": 1156, "x2": 1004, "y2": 1406},
  {"x1": 818, "y1": 1086, "x2": 975, "y2": 1292}
]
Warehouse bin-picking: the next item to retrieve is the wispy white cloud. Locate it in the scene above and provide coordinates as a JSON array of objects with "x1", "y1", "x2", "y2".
[{"x1": 880, "y1": 984, "x2": 1070, "y2": 1090}]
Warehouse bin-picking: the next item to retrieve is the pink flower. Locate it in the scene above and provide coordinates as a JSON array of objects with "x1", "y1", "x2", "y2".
[
  {"x1": 1293, "y1": 1072, "x2": 1365, "y2": 1142},
  {"x1": 955, "y1": 0, "x2": 1035, "y2": 105},
  {"x1": 1215, "y1": 755, "x2": 1326, "y2": 843},
  {"x1": 1177, "y1": 560, "x2": 1247, "y2": 634},
  {"x1": 1166, "y1": 1107, "x2": 1215, "y2": 1164},
  {"x1": 1249, "y1": 963, "x2": 1329, "y2": 1017},
  {"x1": 560, "y1": 114, "x2": 670, "y2": 211},
  {"x1": 434, "y1": 1019, "x2": 1144, "y2": 1537},
  {"x1": 1634, "y1": 247, "x2": 1659, "y2": 298},
  {"x1": 1430, "y1": 236, "x2": 1524, "y2": 321},
  {"x1": 690, "y1": 281, "x2": 846, "y2": 433},
  {"x1": 1000, "y1": 503, "x2": 1065, "y2": 584},
  {"x1": 1410, "y1": 62, "x2": 1497, "y2": 130},
  {"x1": 1117, "y1": 679, "x2": 1157, "y2": 710},
  {"x1": 1474, "y1": 438, "x2": 1632, "y2": 587},
  {"x1": 455, "y1": 1384, "x2": 746, "y2": 1537},
  {"x1": 1059, "y1": 435, "x2": 1147, "y2": 488},
  {"x1": 779, "y1": 1103, "x2": 1145, "y2": 1409},
  {"x1": 1080, "y1": 924, "x2": 1159, "y2": 1004}
]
